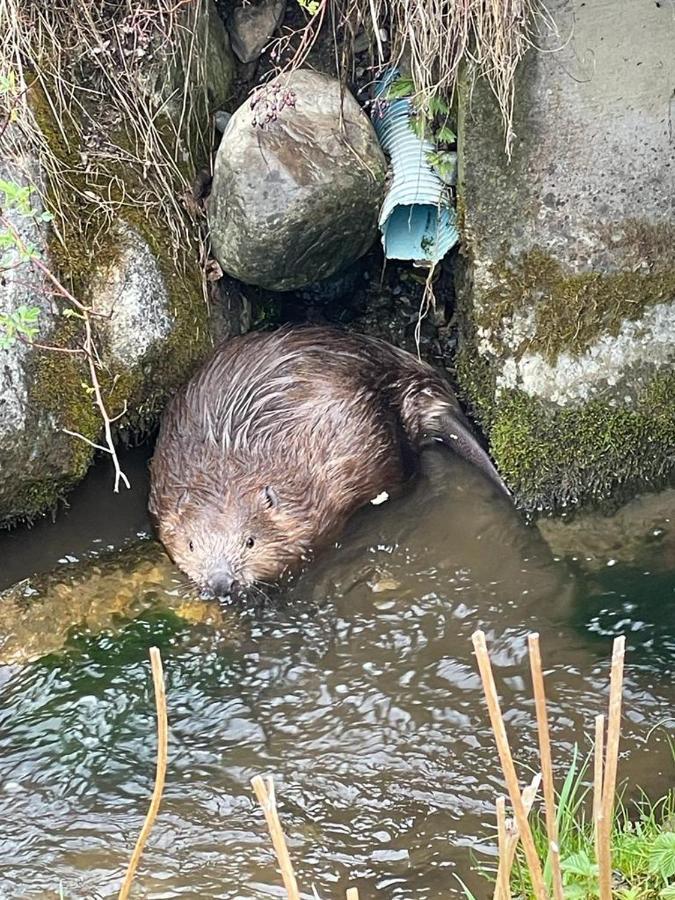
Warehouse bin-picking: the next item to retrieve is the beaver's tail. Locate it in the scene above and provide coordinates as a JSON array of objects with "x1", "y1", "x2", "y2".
[{"x1": 422, "y1": 399, "x2": 512, "y2": 500}]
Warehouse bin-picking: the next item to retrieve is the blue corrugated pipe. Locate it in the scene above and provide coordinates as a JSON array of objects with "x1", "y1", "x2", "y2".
[{"x1": 371, "y1": 70, "x2": 458, "y2": 264}]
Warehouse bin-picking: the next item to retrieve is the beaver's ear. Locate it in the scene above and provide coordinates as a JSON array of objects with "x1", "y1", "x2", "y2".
[
  {"x1": 161, "y1": 490, "x2": 189, "y2": 533},
  {"x1": 262, "y1": 485, "x2": 279, "y2": 509}
]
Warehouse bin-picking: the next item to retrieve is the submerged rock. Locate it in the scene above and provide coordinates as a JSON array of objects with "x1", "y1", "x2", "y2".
[
  {"x1": 0, "y1": 540, "x2": 234, "y2": 666},
  {"x1": 538, "y1": 489, "x2": 675, "y2": 573},
  {"x1": 456, "y1": 0, "x2": 675, "y2": 509},
  {"x1": 208, "y1": 69, "x2": 387, "y2": 291}
]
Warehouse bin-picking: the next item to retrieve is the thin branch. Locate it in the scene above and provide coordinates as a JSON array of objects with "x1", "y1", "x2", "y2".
[
  {"x1": 494, "y1": 773, "x2": 541, "y2": 898},
  {"x1": 118, "y1": 647, "x2": 168, "y2": 900},
  {"x1": 495, "y1": 796, "x2": 511, "y2": 900},
  {"x1": 593, "y1": 714, "x2": 604, "y2": 854}
]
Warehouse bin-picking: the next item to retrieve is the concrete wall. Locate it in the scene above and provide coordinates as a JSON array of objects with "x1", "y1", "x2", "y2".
[{"x1": 456, "y1": 0, "x2": 675, "y2": 510}]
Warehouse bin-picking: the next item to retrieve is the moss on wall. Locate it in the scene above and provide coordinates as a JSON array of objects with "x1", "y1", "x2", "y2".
[
  {"x1": 488, "y1": 372, "x2": 675, "y2": 511},
  {"x1": 476, "y1": 241, "x2": 675, "y2": 362}
]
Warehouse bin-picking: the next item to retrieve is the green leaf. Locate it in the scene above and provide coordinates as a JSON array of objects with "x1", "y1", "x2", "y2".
[
  {"x1": 659, "y1": 885, "x2": 675, "y2": 900},
  {"x1": 561, "y1": 850, "x2": 598, "y2": 879},
  {"x1": 428, "y1": 94, "x2": 450, "y2": 117},
  {"x1": 387, "y1": 75, "x2": 415, "y2": 100},
  {"x1": 409, "y1": 114, "x2": 427, "y2": 140},
  {"x1": 436, "y1": 123, "x2": 457, "y2": 144},
  {"x1": 649, "y1": 832, "x2": 675, "y2": 880},
  {"x1": 563, "y1": 884, "x2": 590, "y2": 900}
]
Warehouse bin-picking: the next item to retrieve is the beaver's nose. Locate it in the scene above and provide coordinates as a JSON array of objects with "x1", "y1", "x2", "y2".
[{"x1": 209, "y1": 571, "x2": 238, "y2": 598}]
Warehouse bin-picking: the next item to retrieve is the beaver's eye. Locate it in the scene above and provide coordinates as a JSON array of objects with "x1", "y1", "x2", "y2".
[
  {"x1": 188, "y1": 540, "x2": 194, "y2": 552},
  {"x1": 246, "y1": 536, "x2": 255, "y2": 549}
]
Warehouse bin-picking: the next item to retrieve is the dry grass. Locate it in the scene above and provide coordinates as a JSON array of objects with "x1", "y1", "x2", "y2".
[
  {"x1": 341, "y1": 0, "x2": 551, "y2": 156},
  {"x1": 0, "y1": 0, "x2": 210, "y2": 272}
]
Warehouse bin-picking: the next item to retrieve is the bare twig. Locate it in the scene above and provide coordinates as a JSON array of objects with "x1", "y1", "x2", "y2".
[
  {"x1": 118, "y1": 647, "x2": 168, "y2": 900},
  {"x1": 472, "y1": 631, "x2": 549, "y2": 900},
  {"x1": 597, "y1": 636, "x2": 625, "y2": 900},
  {"x1": 527, "y1": 634, "x2": 564, "y2": 900},
  {"x1": 251, "y1": 775, "x2": 301, "y2": 900}
]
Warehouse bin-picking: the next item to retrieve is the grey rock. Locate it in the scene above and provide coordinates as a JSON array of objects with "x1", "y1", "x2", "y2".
[
  {"x1": 90, "y1": 224, "x2": 174, "y2": 368},
  {"x1": 214, "y1": 110, "x2": 232, "y2": 132},
  {"x1": 140, "y1": 0, "x2": 236, "y2": 120},
  {"x1": 228, "y1": 0, "x2": 286, "y2": 64},
  {"x1": 0, "y1": 138, "x2": 76, "y2": 524},
  {"x1": 208, "y1": 69, "x2": 387, "y2": 291}
]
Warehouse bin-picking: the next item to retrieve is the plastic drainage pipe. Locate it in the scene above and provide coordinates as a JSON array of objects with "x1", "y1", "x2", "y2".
[{"x1": 371, "y1": 71, "x2": 458, "y2": 265}]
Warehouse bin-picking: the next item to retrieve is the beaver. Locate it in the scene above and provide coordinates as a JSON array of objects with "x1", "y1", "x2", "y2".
[{"x1": 149, "y1": 326, "x2": 510, "y2": 597}]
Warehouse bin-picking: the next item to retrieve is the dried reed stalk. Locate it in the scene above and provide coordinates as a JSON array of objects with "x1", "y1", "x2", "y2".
[
  {"x1": 597, "y1": 636, "x2": 625, "y2": 900},
  {"x1": 495, "y1": 796, "x2": 511, "y2": 900},
  {"x1": 527, "y1": 634, "x2": 564, "y2": 900},
  {"x1": 493, "y1": 773, "x2": 541, "y2": 899},
  {"x1": 472, "y1": 631, "x2": 549, "y2": 900},
  {"x1": 118, "y1": 647, "x2": 168, "y2": 900},
  {"x1": 593, "y1": 714, "x2": 604, "y2": 851},
  {"x1": 251, "y1": 775, "x2": 301, "y2": 900}
]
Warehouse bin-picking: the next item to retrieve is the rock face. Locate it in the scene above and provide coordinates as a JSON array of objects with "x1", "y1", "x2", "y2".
[
  {"x1": 456, "y1": 0, "x2": 675, "y2": 510},
  {"x1": 0, "y1": 1, "x2": 242, "y2": 526},
  {"x1": 227, "y1": 0, "x2": 286, "y2": 64},
  {"x1": 0, "y1": 147, "x2": 78, "y2": 523},
  {"x1": 90, "y1": 224, "x2": 174, "y2": 368},
  {"x1": 208, "y1": 69, "x2": 387, "y2": 291}
]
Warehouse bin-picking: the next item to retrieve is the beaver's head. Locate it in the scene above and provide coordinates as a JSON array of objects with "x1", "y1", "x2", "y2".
[{"x1": 155, "y1": 482, "x2": 308, "y2": 597}]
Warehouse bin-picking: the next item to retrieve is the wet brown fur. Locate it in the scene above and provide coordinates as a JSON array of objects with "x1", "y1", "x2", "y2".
[{"x1": 149, "y1": 325, "x2": 509, "y2": 593}]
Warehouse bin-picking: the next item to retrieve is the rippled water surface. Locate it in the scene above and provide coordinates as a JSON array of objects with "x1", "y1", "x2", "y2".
[{"x1": 0, "y1": 447, "x2": 673, "y2": 899}]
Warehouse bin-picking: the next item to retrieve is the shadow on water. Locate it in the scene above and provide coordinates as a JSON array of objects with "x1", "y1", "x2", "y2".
[{"x1": 0, "y1": 445, "x2": 673, "y2": 898}]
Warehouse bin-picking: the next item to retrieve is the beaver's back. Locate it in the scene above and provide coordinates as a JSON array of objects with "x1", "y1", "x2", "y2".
[{"x1": 151, "y1": 326, "x2": 439, "y2": 527}]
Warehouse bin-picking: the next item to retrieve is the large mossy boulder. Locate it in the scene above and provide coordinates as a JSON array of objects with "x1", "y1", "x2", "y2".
[
  {"x1": 0, "y1": 1, "x2": 240, "y2": 526},
  {"x1": 456, "y1": 0, "x2": 675, "y2": 510},
  {"x1": 208, "y1": 69, "x2": 387, "y2": 291}
]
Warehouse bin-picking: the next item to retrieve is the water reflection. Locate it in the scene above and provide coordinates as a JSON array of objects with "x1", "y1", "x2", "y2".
[{"x1": 0, "y1": 449, "x2": 673, "y2": 898}]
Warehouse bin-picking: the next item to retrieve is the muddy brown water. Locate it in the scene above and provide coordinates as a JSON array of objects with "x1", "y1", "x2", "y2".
[{"x1": 0, "y1": 445, "x2": 673, "y2": 899}]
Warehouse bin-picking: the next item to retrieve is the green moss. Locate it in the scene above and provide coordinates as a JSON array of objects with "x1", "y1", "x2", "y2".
[
  {"x1": 477, "y1": 245, "x2": 675, "y2": 363},
  {"x1": 14, "y1": 71, "x2": 210, "y2": 521},
  {"x1": 489, "y1": 372, "x2": 675, "y2": 511}
]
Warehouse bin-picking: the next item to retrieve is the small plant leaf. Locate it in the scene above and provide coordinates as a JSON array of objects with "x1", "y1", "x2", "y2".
[
  {"x1": 436, "y1": 123, "x2": 457, "y2": 144},
  {"x1": 387, "y1": 76, "x2": 415, "y2": 100},
  {"x1": 649, "y1": 832, "x2": 675, "y2": 880},
  {"x1": 561, "y1": 850, "x2": 598, "y2": 879},
  {"x1": 659, "y1": 886, "x2": 675, "y2": 900}
]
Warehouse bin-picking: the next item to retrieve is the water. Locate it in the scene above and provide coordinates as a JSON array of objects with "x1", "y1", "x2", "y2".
[{"x1": 0, "y1": 446, "x2": 673, "y2": 899}]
